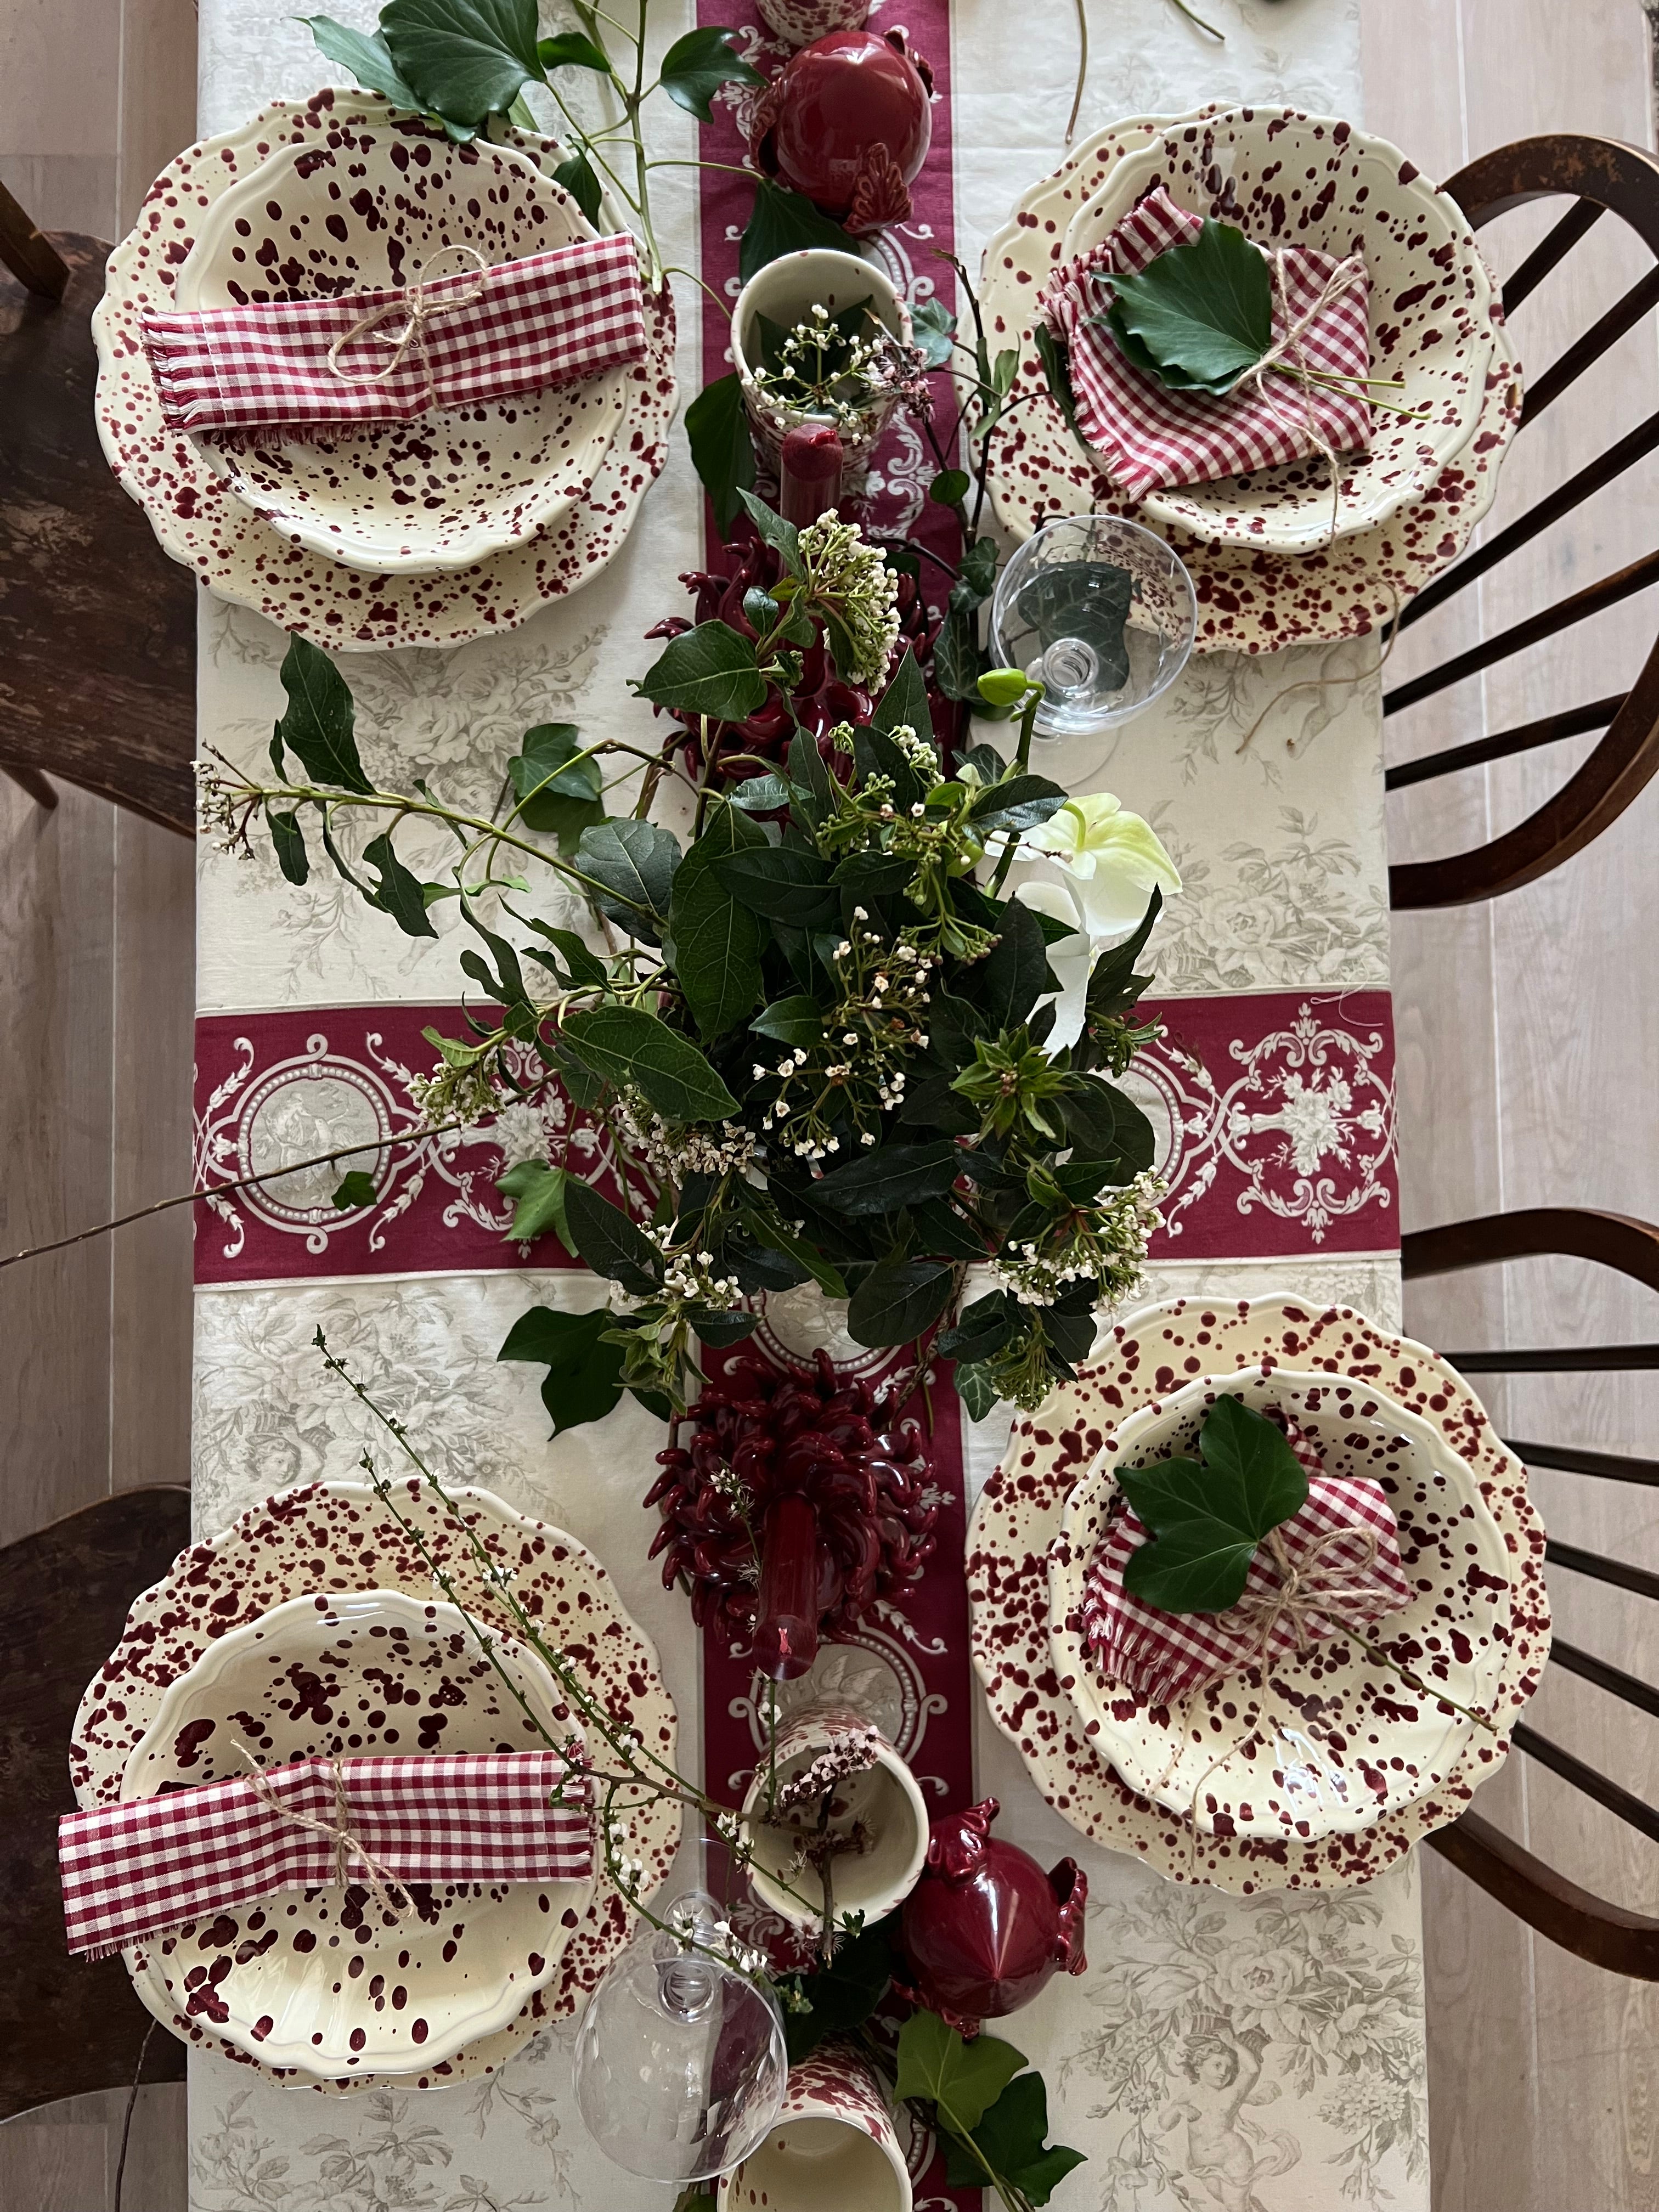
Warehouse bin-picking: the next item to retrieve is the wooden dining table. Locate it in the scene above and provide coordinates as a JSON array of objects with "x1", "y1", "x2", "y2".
[{"x1": 180, "y1": 0, "x2": 1428, "y2": 2203}]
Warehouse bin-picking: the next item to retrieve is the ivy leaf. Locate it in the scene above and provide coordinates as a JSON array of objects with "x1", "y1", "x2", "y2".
[
  {"x1": 537, "y1": 29, "x2": 611, "y2": 72},
  {"x1": 929, "y1": 465, "x2": 970, "y2": 507},
  {"x1": 942, "y1": 2073, "x2": 1087, "y2": 2207},
  {"x1": 636, "y1": 620, "x2": 766, "y2": 724},
  {"x1": 953, "y1": 1359, "x2": 1001, "y2": 1420},
  {"x1": 1017, "y1": 560, "x2": 1133, "y2": 694},
  {"x1": 812, "y1": 1139, "x2": 961, "y2": 1217},
  {"x1": 267, "y1": 807, "x2": 309, "y2": 885},
  {"x1": 848, "y1": 1256, "x2": 955, "y2": 1346},
  {"x1": 560, "y1": 1004, "x2": 740, "y2": 1122},
  {"x1": 658, "y1": 24, "x2": 762, "y2": 122},
  {"x1": 497, "y1": 1302, "x2": 624, "y2": 1434},
  {"x1": 495, "y1": 1160, "x2": 572, "y2": 1250},
  {"x1": 1103, "y1": 217, "x2": 1273, "y2": 397},
  {"x1": 363, "y1": 833, "x2": 438, "y2": 938},
  {"x1": 331, "y1": 1169, "x2": 378, "y2": 1210},
  {"x1": 302, "y1": 17, "x2": 425, "y2": 110},
  {"x1": 740, "y1": 178, "x2": 851, "y2": 285},
  {"x1": 933, "y1": 603, "x2": 982, "y2": 703},
  {"x1": 894, "y1": 2012, "x2": 1026, "y2": 2134},
  {"x1": 381, "y1": 0, "x2": 541, "y2": 127},
  {"x1": 952, "y1": 534, "x2": 999, "y2": 612},
  {"x1": 273, "y1": 633, "x2": 372, "y2": 794},
  {"x1": 750, "y1": 994, "x2": 825, "y2": 1050},
  {"x1": 686, "y1": 371, "x2": 755, "y2": 537},
  {"x1": 575, "y1": 818, "x2": 680, "y2": 942},
  {"x1": 558, "y1": 1182, "x2": 662, "y2": 1297},
  {"x1": 552, "y1": 148, "x2": 602, "y2": 225},
  {"x1": 911, "y1": 295, "x2": 956, "y2": 370},
  {"x1": 509, "y1": 723, "x2": 601, "y2": 841},
  {"x1": 1118, "y1": 1393, "x2": 1310, "y2": 1614}
]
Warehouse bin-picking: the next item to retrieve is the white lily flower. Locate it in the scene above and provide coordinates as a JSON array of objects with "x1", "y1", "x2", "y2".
[{"x1": 1014, "y1": 792, "x2": 1182, "y2": 936}]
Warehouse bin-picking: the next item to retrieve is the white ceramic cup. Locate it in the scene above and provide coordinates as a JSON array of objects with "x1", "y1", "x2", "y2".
[
  {"x1": 738, "y1": 1702, "x2": 929, "y2": 1930},
  {"x1": 716, "y1": 2039, "x2": 912, "y2": 2212},
  {"x1": 755, "y1": 0, "x2": 871, "y2": 48},
  {"x1": 729, "y1": 247, "x2": 912, "y2": 495}
]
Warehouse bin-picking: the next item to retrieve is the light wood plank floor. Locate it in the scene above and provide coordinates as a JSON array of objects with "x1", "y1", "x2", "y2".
[{"x1": 3, "y1": 2, "x2": 1655, "y2": 2207}]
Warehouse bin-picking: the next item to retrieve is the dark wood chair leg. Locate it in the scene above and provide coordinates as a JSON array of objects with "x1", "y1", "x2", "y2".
[
  {"x1": 1, "y1": 762, "x2": 58, "y2": 811},
  {"x1": 0, "y1": 177, "x2": 69, "y2": 301},
  {"x1": 1427, "y1": 1809, "x2": 1659, "y2": 1978}
]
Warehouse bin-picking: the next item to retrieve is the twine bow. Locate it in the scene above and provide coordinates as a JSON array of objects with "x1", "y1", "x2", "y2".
[
  {"x1": 234, "y1": 1744, "x2": 413, "y2": 1925},
  {"x1": 1232, "y1": 1519, "x2": 1391, "y2": 1663},
  {"x1": 326, "y1": 245, "x2": 492, "y2": 410}
]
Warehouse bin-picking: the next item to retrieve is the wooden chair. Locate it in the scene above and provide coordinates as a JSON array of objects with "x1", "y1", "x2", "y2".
[
  {"x1": 1403, "y1": 1207, "x2": 1659, "y2": 1977},
  {"x1": 0, "y1": 179, "x2": 196, "y2": 833},
  {"x1": 0, "y1": 1486, "x2": 191, "y2": 2119},
  {"x1": 1385, "y1": 135, "x2": 1659, "y2": 908}
]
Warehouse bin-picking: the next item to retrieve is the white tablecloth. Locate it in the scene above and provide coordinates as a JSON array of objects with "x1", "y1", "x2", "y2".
[{"x1": 184, "y1": 2, "x2": 1429, "y2": 2206}]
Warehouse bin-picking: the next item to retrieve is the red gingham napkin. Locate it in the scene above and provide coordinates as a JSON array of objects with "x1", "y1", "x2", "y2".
[
  {"x1": 1080, "y1": 1419, "x2": 1412, "y2": 1706},
  {"x1": 60, "y1": 1748, "x2": 591, "y2": 1959},
  {"x1": 1038, "y1": 186, "x2": 1374, "y2": 500},
  {"x1": 140, "y1": 230, "x2": 648, "y2": 438}
]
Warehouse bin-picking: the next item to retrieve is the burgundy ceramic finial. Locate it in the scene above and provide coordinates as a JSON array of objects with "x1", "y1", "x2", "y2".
[
  {"x1": 748, "y1": 29, "x2": 933, "y2": 229},
  {"x1": 896, "y1": 1797, "x2": 1087, "y2": 2036}
]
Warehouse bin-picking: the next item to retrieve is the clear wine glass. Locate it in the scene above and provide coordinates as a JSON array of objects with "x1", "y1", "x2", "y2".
[{"x1": 572, "y1": 1889, "x2": 788, "y2": 2182}]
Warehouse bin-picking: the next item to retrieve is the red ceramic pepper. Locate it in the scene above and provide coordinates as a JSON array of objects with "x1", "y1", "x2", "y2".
[
  {"x1": 896, "y1": 1798, "x2": 1087, "y2": 2035},
  {"x1": 749, "y1": 29, "x2": 934, "y2": 234}
]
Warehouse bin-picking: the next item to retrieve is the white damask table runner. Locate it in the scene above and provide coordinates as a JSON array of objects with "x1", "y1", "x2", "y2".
[{"x1": 185, "y1": 2, "x2": 1429, "y2": 2205}]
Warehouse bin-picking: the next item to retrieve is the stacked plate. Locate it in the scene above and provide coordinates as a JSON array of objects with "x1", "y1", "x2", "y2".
[
  {"x1": 967, "y1": 1297, "x2": 1551, "y2": 1891},
  {"x1": 72, "y1": 1479, "x2": 681, "y2": 2091},
  {"x1": 979, "y1": 106, "x2": 1525, "y2": 652},
  {"x1": 93, "y1": 92, "x2": 676, "y2": 648}
]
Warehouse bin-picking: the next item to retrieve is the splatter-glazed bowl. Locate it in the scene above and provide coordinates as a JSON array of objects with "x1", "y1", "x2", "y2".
[{"x1": 121, "y1": 1588, "x2": 591, "y2": 2075}]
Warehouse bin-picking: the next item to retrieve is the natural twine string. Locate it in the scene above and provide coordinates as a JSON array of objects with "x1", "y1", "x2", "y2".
[
  {"x1": 1231, "y1": 248, "x2": 1372, "y2": 552},
  {"x1": 326, "y1": 244, "x2": 492, "y2": 409},
  {"x1": 234, "y1": 1742, "x2": 414, "y2": 1925}
]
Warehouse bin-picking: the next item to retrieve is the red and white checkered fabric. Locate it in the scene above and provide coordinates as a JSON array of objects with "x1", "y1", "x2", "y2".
[
  {"x1": 1081, "y1": 1419, "x2": 1412, "y2": 1706},
  {"x1": 140, "y1": 231, "x2": 648, "y2": 437},
  {"x1": 60, "y1": 1749, "x2": 591, "y2": 1959},
  {"x1": 1038, "y1": 186, "x2": 1374, "y2": 500}
]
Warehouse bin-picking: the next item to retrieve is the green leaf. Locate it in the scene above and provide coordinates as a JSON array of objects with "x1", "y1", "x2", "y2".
[
  {"x1": 495, "y1": 1160, "x2": 572, "y2": 1250},
  {"x1": 575, "y1": 817, "x2": 680, "y2": 941},
  {"x1": 1104, "y1": 216, "x2": 1273, "y2": 397},
  {"x1": 737, "y1": 489, "x2": 802, "y2": 576},
  {"x1": 911, "y1": 294, "x2": 956, "y2": 369},
  {"x1": 537, "y1": 29, "x2": 610, "y2": 71},
  {"x1": 273, "y1": 633, "x2": 372, "y2": 794},
  {"x1": 381, "y1": 0, "x2": 542, "y2": 126},
  {"x1": 497, "y1": 1302, "x2": 624, "y2": 1433},
  {"x1": 739, "y1": 178, "x2": 853, "y2": 285},
  {"x1": 851, "y1": 720, "x2": 921, "y2": 813},
  {"x1": 1086, "y1": 887, "x2": 1161, "y2": 1020},
  {"x1": 1058, "y1": 1078, "x2": 1156, "y2": 1179},
  {"x1": 787, "y1": 726, "x2": 837, "y2": 830},
  {"x1": 942, "y1": 2073, "x2": 1086, "y2": 2208},
  {"x1": 690, "y1": 1307, "x2": 758, "y2": 1348},
  {"x1": 954, "y1": 534, "x2": 999, "y2": 611},
  {"x1": 331, "y1": 1169, "x2": 377, "y2": 1210},
  {"x1": 302, "y1": 17, "x2": 424, "y2": 109},
  {"x1": 972, "y1": 899, "x2": 1051, "y2": 1030},
  {"x1": 508, "y1": 724, "x2": 602, "y2": 845},
  {"x1": 552, "y1": 148, "x2": 602, "y2": 224},
  {"x1": 267, "y1": 806, "x2": 309, "y2": 885},
  {"x1": 830, "y1": 848, "x2": 912, "y2": 900},
  {"x1": 908, "y1": 1195, "x2": 988, "y2": 1260},
  {"x1": 871, "y1": 644, "x2": 932, "y2": 747},
  {"x1": 933, "y1": 603, "x2": 981, "y2": 703},
  {"x1": 1033, "y1": 321, "x2": 1086, "y2": 445},
  {"x1": 969, "y1": 773, "x2": 1068, "y2": 836},
  {"x1": 636, "y1": 620, "x2": 766, "y2": 724},
  {"x1": 559, "y1": 1181, "x2": 662, "y2": 1296},
  {"x1": 1010, "y1": 2143, "x2": 1089, "y2": 2208},
  {"x1": 715, "y1": 844, "x2": 837, "y2": 926},
  {"x1": 848, "y1": 1256, "x2": 955, "y2": 1346},
  {"x1": 686, "y1": 372, "x2": 756, "y2": 537},
  {"x1": 953, "y1": 1359, "x2": 1001, "y2": 1420},
  {"x1": 782, "y1": 1915, "x2": 899, "y2": 2063},
  {"x1": 1119, "y1": 1393, "x2": 1310, "y2": 1614},
  {"x1": 928, "y1": 466, "x2": 970, "y2": 509},
  {"x1": 670, "y1": 809, "x2": 767, "y2": 1040},
  {"x1": 894, "y1": 2012, "x2": 1027, "y2": 2134},
  {"x1": 1015, "y1": 559, "x2": 1133, "y2": 695},
  {"x1": 742, "y1": 1208, "x2": 848, "y2": 1300},
  {"x1": 812, "y1": 1139, "x2": 961, "y2": 1217},
  {"x1": 750, "y1": 994, "x2": 825, "y2": 1050},
  {"x1": 362, "y1": 832, "x2": 438, "y2": 938},
  {"x1": 658, "y1": 23, "x2": 762, "y2": 122},
  {"x1": 729, "y1": 772, "x2": 792, "y2": 814},
  {"x1": 525, "y1": 921, "x2": 607, "y2": 989},
  {"x1": 560, "y1": 1004, "x2": 741, "y2": 1122},
  {"x1": 938, "y1": 1288, "x2": 1013, "y2": 1362}
]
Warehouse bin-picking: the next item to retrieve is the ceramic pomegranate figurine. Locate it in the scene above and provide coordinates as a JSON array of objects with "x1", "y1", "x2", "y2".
[
  {"x1": 749, "y1": 29, "x2": 934, "y2": 235},
  {"x1": 896, "y1": 1798, "x2": 1087, "y2": 2035}
]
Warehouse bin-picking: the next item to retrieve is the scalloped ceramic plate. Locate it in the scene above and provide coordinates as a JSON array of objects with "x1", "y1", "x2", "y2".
[
  {"x1": 978, "y1": 111, "x2": 1524, "y2": 652},
  {"x1": 121, "y1": 1588, "x2": 590, "y2": 2074},
  {"x1": 172, "y1": 129, "x2": 627, "y2": 573},
  {"x1": 1048, "y1": 1366, "x2": 1511, "y2": 1841},
  {"x1": 1056, "y1": 112, "x2": 1499, "y2": 552},
  {"x1": 74, "y1": 1480, "x2": 680, "y2": 2091},
  {"x1": 967, "y1": 1296, "x2": 1550, "y2": 1891},
  {"x1": 92, "y1": 91, "x2": 675, "y2": 648}
]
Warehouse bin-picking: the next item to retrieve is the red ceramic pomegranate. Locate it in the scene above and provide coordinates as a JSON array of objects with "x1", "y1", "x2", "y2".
[
  {"x1": 749, "y1": 29, "x2": 934, "y2": 234},
  {"x1": 896, "y1": 1798, "x2": 1087, "y2": 2036}
]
